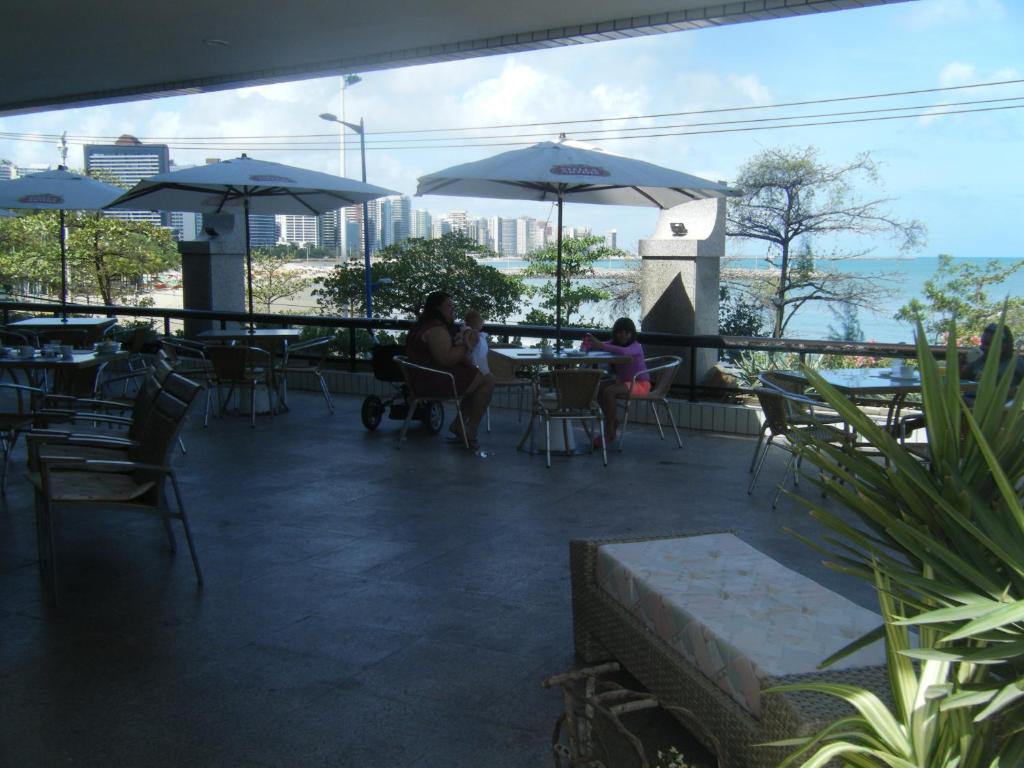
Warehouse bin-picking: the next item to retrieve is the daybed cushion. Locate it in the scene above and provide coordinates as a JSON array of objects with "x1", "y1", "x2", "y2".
[{"x1": 595, "y1": 533, "x2": 884, "y2": 718}]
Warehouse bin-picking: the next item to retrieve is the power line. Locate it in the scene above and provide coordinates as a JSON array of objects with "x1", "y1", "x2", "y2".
[
  {"x1": 1, "y1": 77, "x2": 1021, "y2": 145},
  {"x1": 1, "y1": 99, "x2": 1020, "y2": 154}
]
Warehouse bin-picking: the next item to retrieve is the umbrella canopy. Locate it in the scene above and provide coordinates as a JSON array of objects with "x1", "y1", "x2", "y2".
[
  {"x1": 107, "y1": 154, "x2": 396, "y2": 215},
  {"x1": 417, "y1": 139, "x2": 741, "y2": 343},
  {"x1": 0, "y1": 167, "x2": 125, "y2": 318},
  {"x1": 107, "y1": 155, "x2": 398, "y2": 328}
]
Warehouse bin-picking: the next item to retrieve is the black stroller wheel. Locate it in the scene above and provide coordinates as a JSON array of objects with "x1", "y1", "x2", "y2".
[
  {"x1": 421, "y1": 401, "x2": 444, "y2": 434},
  {"x1": 361, "y1": 395, "x2": 385, "y2": 431}
]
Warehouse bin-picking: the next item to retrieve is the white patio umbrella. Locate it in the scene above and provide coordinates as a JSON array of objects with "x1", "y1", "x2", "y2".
[
  {"x1": 417, "y1": 138, "x2": 741, "y2": 344},
  {"x1": 106, "y1": 154, "x2": 397, "y2": 329},
  {"x1": 0, "y1": 167, "x2": 124, "y2": 318}
]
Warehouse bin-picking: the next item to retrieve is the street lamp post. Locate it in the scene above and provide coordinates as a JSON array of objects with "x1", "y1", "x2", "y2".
[{"x1": 319, "y1": 108, "x2": 373, "y2": 321}]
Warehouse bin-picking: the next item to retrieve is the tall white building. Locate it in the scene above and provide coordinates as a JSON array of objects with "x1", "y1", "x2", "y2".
[
  {"x1": 446, "y1": 210, "x2": 468, "y2": 233},
  {"x1": 515, "y1": 217, "x2": 536, "y2": 256},
  {"x1": 411, "y1": 209, "x2": 432, "y2": 239},
  {"x1": 604, "y1": 229, "x2": 617, "y2": 249},
  {"x1": 84, "y1": 135, "x2": 169, "y2": 227},
  {"x1": 499, "y1": 219, "x2": 517, "y2": 257},
  {"x1": 473, "y1": 218, "x2": 490, "y2": 250},
  {"x1": 488, "y1": 216, "x2": 502, "y2": 252},
  {"x1": 0, "y1": 160, "x2": 16, "y2": 180},
  {"x1": 389, "y1": 195, "x2": 412, "y2": 245},
  {"x1": 431, "y1": 218, "x2": 452, "y2": 239},
  {"x1": 277, "y1": 215, "x2": 320, "y2": 246}
]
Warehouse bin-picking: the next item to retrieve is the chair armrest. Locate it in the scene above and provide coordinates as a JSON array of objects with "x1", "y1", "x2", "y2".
[{"x1": 396, "y1": 358, "x2": 460, "y2": 400}]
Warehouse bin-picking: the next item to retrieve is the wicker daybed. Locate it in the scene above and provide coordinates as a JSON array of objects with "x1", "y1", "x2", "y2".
[{"x1": 570, "y1": 532, "x2": 891, "y2": 768}]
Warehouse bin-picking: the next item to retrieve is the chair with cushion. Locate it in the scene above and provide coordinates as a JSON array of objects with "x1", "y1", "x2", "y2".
[
  {"x1": 394, "y1": 355, "x2": 467, "y2": 449},
  {"x1": 274, "y1": 336, "x2": 335, "y2": 414},
  {"x1": 536, "y1": 368, "x2": 607, "y2": 468},
  {"x1": 614, "y1": 355, "x2": 683, "y2": 450},
  {"x1": 29, "y1": 382, "x2": 203, "y2": 605},
  {"x1": 205, "y1": 345, "x2": 275, "y2": 428}
]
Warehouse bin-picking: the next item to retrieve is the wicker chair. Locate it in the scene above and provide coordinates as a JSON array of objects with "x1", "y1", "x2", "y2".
[
  {"x1": 29, "y1": 382, "x2": 203, "y2": 605},
  {"x1": 394, "y1": 355, "x2": 468, "y2": 449},
  {"x1": 485, "y1": 346, "x2": 531, "y2": 432},
  {"x1": 205, "y1": 345, "x2": 275, "y2": 428},
  {"x1": 536, "y1": 368, "x2": 607, "y2": 468},
  {"x1": 274, "y1": 336, "x2": 335, "y2": 414},
  {"x1": 749, "y1": 384, "x2": 849, "y2": 508},
  {"x1": 614, "y1": 355, "x2": 683, "y2": 449}
]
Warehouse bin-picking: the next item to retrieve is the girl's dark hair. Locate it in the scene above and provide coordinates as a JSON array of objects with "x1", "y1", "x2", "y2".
[
  {"x1": 418, "y1": 291, "x2": 452, "y2": 325},
  {"x1": 611, "y1": 317, "x2": 638, "y2": 344}
]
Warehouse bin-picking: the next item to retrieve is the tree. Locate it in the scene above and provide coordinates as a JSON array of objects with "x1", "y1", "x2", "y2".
[
  {"x1": 826, "y1": 301, "x2": 865, "y2": 342},
  {"x1": 312, "y1": 232, "x2": 525, "y2": 321},
  {"x1": 895, "y1": 254, "x2": 1024, "y2": 346},
  {"x1": 68, "y1": 214, "x2": 178, "y2": 305},
  {"x1": 0, "y1": 210, "x2": 178, "y2": 305},
  {"x1": 718, "y1": 284, "x2": 769, "y2": 338},
  {"x1": 522, "y1": 235, "x2": 628, "y2": 327},
  {"x1": 250, "y1": 249, "x2": 313, "y2": 312},
  {"x1": 726, "y1": 146, "x2": 925, "y2": 338}
]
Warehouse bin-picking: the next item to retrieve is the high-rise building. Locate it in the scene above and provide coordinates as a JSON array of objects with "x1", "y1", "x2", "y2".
[
  {"x1": 515, "y1": 216, "x2": 536, "y2": 256},
  {"x1": 389, "y1": 195, "x2": 411, "y2": 245},
  {"x1": 84, "y1": 135, "x2": 169, "y2": 227},
  {"x1": 0, "y1": 160, "x2": 16, "y2": 180},
  {"x1": 249, "y1": 215, "x2": 279, "y2": 247},
  {"x1": 446, "y1": 210, "x2": 468, "y2": 233},
  {"x1": 533, "y1": 221, "x2": 547, "y2": 250},
  {"x1": 431, "y1": 218, "x2": 452, "y2": 239},
  {"x1": 474, "y1": 218, "x2": 490, "y2": 250},
  {"x1": 411, "y1": 209, "x2": 432, "y2": 239},
  {"x1": 319, "y1": 210, "x2": 341, "y2": 252},
  {"x1": 488, "y1": 216, "x2": 502, "y2": 253},
  {"x1": 604, "y1": 229, "x2": 617, "y2": 249},
  {"x1": 277, "y1": 215, "x2": 320, "y2": 246},
  {"x1": 499, "y1": 219, "x2": 517, "y2": 257}
]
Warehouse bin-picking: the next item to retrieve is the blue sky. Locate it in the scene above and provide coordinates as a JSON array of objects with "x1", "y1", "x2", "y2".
[{"x1": 1, "y1": 0, "x2": 1021, "y2": 258}]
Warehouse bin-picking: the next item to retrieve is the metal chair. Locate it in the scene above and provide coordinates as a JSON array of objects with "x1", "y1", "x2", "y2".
[
  {"x1": 536, "y1": 368, "x2": 607, "y2": 468},
  {"x1": 485, "y1": 346, "x2": 532, "y2": 432},
  {"x1": 614, "y1": 355, "x2": 683, "y2": 449},
  {"x1": 275, "y1": 336, "x2": 335, "y2": 414},
  {"x1": 205, "y1": 345, "x2": 275, "y2": 428},
  {"x1": 29, "y1": 382, "x2": 203, "y2": 605},
  {"x1": 0, "y1": 382, "x2": 44, "y2": 492},
  {"x1": 394, "y1": 355, "x2": 467, "y2": 449},
  {"x1": 748, "y1": 385, "x2": 849, "y2": 508}
]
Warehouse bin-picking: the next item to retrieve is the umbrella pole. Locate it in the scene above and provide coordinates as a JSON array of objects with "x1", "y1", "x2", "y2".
[
  {"x1": 59, "y1": 209, "x2": 68, "y2": 322},
  {"x1": 244, "y1": 198, "x2": 254, "y2": 333},
  {"x1": 555, "y1": 192, "x2": 563, "y2": 352}
]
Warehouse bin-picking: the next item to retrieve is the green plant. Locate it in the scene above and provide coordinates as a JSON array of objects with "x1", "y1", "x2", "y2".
[{"x1": 773, "y1": 319, "x2": 1024, "y2": 765}]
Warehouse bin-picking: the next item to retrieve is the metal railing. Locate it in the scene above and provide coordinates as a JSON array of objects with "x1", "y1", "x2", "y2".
[{"x1": 0, "y1": 299, "x2": 949, "y2": 401}]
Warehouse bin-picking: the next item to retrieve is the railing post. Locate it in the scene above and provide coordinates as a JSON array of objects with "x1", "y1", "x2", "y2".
[
  {"x1": 348, "y1": 329, "x2": 357, "y2": 372},
  {"x1": 164, "y1": 316, "x2": 171, "y2": 336}
]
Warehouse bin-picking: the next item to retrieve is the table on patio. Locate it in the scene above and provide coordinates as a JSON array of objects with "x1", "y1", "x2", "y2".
[
  {"x1": 0, "y1": 348, "x2": 128, "y2": 395},
  {"x1": 197, "y1": 329, "x2": 302, "y2": 416},
  {"x1": 490, "y1": 348, "x2": 630, "y2": 455},
  {"x1": 771, "y1": 366, "x2": 928, "y2": 430},
  {"x1": 9, "y1": 316, "x2": 116, "y2": 346}
]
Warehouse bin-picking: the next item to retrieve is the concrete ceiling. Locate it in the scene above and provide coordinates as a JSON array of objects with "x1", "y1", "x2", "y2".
[{"x1": 2, "y1": 0, "x2": 910, "y2": 116}]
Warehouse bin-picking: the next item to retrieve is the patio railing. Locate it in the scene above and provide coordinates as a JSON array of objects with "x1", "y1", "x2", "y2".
[{"x1": 0, "y1": 299, "x2": 950, "y2": 402}]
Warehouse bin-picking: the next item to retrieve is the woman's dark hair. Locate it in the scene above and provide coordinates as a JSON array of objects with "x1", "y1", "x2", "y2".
[
  {"x1": 983, "y1": 323, "x2": 1015, "y2": 361},
  {"x1": 611, "y1": 317, "x2": 638, "y2": 344},
  {"x1": 418, "y1": 291, "x2": 452, "y2": 325}
]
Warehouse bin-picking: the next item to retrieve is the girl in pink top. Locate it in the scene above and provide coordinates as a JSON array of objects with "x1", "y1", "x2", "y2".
[{"x1": 583, "y1": 317, "x2": 650, "y2": 446}]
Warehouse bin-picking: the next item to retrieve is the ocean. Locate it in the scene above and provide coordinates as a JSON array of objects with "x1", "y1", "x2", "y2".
[{"x1": 486, "y1": 256, "x2": 1024, "y2": 344}]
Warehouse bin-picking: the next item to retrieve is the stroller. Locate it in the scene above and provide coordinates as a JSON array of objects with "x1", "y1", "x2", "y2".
[{"x1": 360, "y1": 344, "x2": 444, "y2": 434}]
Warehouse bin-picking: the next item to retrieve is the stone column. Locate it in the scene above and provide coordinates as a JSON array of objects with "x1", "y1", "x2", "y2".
[
  {"x1": 179, "y1": 212, "x2": 246, "y2": 338},
  {"x1": 639, "y1": 197, "x2": 725, "y2": 384}
]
